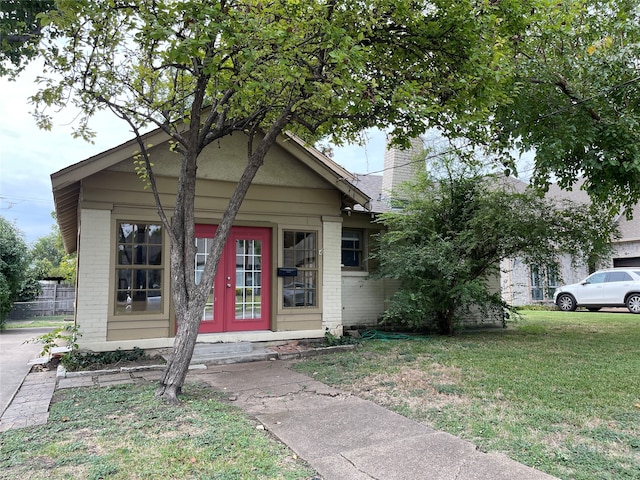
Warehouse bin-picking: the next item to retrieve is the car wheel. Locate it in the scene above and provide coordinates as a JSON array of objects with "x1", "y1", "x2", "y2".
[
  {"x1": 626, "y1": 293, "x2": 640, "y2": 314},
  {"x1": 557, "y1": 293, "x2": 577, "y2": 312},
  {"x1": 586, "y1": 307, "x2": 601, "y2": 312}
]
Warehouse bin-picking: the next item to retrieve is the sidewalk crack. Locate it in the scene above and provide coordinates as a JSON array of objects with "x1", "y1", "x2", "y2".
[{"x1": 340, "y1": 453, "x2": 380, "y2": 480}]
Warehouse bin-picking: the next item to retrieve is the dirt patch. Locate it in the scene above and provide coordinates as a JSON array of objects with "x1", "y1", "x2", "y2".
[
  {"x1": 30, "y1": 357, "x2": 61, "y2": 372},
  {"x1": 344, "y1": 362, "x2": 470, "y2": 412}
]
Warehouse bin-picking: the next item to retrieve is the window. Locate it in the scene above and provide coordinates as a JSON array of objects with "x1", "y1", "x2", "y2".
[
  {"x1": 115, "y1": 222, "x2": 163, "y2": 314},
  {"x1": 546, "y1": 264, "x2": 559, "y2": 298},
  {"x1": 283, "y1": 231, "x2": 317, "y2": 307},
  {"x1": 607, "y1": 271, "x2": 632, "y2": 282},
  {"x1": 586, "y1": 272, "x2": 607, "y2": 284},
  {"x1": 530, "y1": 265, "x2": 544, "y2": 301},
  {"x1": 530, "y1": 264, "x2": 559, "y2": 301},
  {"x1": 195, "y1": 236, "x2": 215, "y2": 320},
  {"x1": 342, "y1": 229, "x2": 363, "y2": 269}
]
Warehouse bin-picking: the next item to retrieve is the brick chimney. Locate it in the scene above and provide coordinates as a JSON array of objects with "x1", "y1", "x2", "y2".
[{"x1": 381, "y1": 136, "x2": 425, "y2": 201}]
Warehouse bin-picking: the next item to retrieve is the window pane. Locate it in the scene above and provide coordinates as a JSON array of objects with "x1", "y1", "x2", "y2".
[
  {"x1": 148, "y1": 225, "x2": 163, "y2": 244},
  {"x1": 283, "y1": 231, "x2": 295, "y2": 249},
  {"x1": 342, "y1": 230, "x2": 361, "y2": 248},
  {"x1": 119, "y1": 224, "x2": 134, "y2": 243},
  {"x1": 133, "y1": 245, "x2": 147, "y2": 264},
  {"x1": 282, "y1": 230, "x2": 318, "y2": 308},
  {"x1": 342, "y1": 230, "x2": 363, "y2": 268},
  {"x1": 342, "y1": 250, "x2": 360, "y2": 267},
  {"x1": 115, "y1": 222, "x2": 163, "y2": 315},
  {"x1": 608, "y1": 272, "x2": 631, "y2": 282},
  {"x1": 148, "y1": 245, "x2": 162, "y2": 265},
  {"x1": 134, "y1": 225, "x2": 146, "y2": 243},
  {"x1": 118, "y1": 245, "x2": 133, "y2": 265},
  {"x1": 587, "y1": 273, "x2": 607, "y2": 284}
]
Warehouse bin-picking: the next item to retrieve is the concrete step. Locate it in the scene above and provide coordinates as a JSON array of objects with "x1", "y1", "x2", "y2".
[{"x1": 187, "y1": 342, "x2": 278, "y2": 365}]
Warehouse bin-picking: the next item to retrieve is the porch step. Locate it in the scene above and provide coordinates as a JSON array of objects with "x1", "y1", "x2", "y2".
[{"x1": 188, "y1": 342, "x2": 277, "y2": 366}]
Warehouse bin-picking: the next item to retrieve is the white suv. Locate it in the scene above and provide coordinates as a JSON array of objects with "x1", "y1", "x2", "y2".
[{"x1": 554, "y1": 268, "x2": 640, "y2": 314}]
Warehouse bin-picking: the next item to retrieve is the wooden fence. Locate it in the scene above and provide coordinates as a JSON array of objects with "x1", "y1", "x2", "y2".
[{"x1": 8, "y1": 284, "x2": 75, "y2": 320}]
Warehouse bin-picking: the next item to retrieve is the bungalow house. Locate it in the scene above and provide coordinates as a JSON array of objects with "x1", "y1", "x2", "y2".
[
  {"x1": 500, "y1": 179, "x2": 640, "y2": 306},
  {"x1": 52, "y1": 128, "x2": 410, "y2": 352}
]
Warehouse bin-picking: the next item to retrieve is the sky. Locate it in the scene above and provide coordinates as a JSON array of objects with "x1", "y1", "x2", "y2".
[{"x1": 0, "y1": 61, "x2": 387, "y2": 244}]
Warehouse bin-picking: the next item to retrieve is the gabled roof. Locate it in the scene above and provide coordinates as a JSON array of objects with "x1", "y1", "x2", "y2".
[
  {"x1": 349, "y1": 174, "x2": 388, "y2": 213},
  {"x1": 51, "y1": 129, "x2": 371, "y2": 253}
]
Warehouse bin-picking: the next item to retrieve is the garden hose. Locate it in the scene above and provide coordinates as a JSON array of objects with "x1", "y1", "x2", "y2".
[{"x1": 359, "y1": 329, "x2": 424, "y2": 341}]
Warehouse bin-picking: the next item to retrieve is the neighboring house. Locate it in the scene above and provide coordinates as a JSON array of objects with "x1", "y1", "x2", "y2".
[
  {"x1": 501, "y1": 179, "x2": 640, "y2": 306},
  {"x1": 52, "y1": 127, "x2": 409, "y2": 352}
]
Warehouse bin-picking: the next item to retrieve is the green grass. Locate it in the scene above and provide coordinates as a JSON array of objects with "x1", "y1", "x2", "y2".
[
  {"x1": 294, "y1": 311, "x2": 640, "y2": 480},
  {"x1": 0, "y1": 383, "x2": 316, "y2": 480},
  {"x1": 3, "y1": 316, "x2": 70, "y2": 329}
]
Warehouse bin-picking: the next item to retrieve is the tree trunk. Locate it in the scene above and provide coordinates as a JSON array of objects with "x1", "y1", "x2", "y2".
[
  {"x1": 155, "y1": 108, "x2": 292, "y2": 403},
  {"x1": 155, "y1": 303, "x2": 202, "y2": 404}
]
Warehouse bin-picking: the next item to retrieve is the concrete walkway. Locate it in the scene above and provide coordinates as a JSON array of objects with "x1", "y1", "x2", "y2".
[
  {"x1": 0, "y1": 326, "x2": 55, "y2": 416},
  {"x1": 0, "y1": 346, "x2": 559, "y2": 479},
  {"x1": 193, "y1": 361, "x2": 558, "y2": 480}
]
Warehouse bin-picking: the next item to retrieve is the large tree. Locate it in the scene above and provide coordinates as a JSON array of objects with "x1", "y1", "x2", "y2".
[
  {"x1": 30, "y1": 219, "x2": 76, "y2": 284},
  {"x1": 0, "y1": 216, "x2": 29, "y2": 326},
  {"x1": 33, "y1": 0, "x2": 521, "y2": 403},
  {"x1": 374, "y1": 159, "x2": 619, "y2": 335},
  {"x1": 0, "y1": 0, "x2": 54, "y2": 76},
  {"x1": 489, "y1": 0, "x2": 640, "y2": 213}
]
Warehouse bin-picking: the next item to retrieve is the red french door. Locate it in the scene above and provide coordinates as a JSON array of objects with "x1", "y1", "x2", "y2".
[{"x1": 195, "y1": 225, "x2": 271, "y2": 333}]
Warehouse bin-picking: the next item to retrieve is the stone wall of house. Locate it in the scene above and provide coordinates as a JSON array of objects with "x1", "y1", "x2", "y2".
[
  {"x1": 501, "y1": 255, "x2": 590, "y2": 306},
  {"x1": 612, "y1": 240, "x2": 640, "y2": 266},
  {"x1": 500, "y1": 258, "x2": 532, "y2": 306}
]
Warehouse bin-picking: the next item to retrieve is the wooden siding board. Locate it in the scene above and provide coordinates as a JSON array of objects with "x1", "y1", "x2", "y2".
[
  {"x1": 82, "y1": 171, "x2": 341, "y2": 217},
  {"x1": 107, "y1": 328, "x2": 170, "y2": 341},
  {"x1": 274, "y1": 317, "x2": 322, "y2": 331}
]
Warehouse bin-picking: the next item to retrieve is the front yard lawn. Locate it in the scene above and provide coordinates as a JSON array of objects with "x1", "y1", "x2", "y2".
[
  {"x1": 294, "y1": 311, "x2": 640, "y2": 480},
  {"x1": 2, "y1": 316, "x2": 69, "y2": 330},
  {"x1": 0, "y1": 383, "x2": 315, "y2": 480}
]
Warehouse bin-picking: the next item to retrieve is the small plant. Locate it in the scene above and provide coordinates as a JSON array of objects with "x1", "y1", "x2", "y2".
[
  {"x1": 25, "y1": 324, "x2": 80, "y2": 357},
  {"x1": 324, "y1": 328, "x2": 360, "y2": 347}
]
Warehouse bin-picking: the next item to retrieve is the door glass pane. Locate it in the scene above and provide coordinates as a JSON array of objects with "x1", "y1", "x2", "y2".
[
  {"x1": 235, "y1": 239, "x2": 262, "y2": 320},
  {"x1": 195, "y1": 237, "x2": 214, "y2": 322}
]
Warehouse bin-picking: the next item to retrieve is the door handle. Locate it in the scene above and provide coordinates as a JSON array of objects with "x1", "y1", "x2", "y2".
[{"x1": 226, "y1": 283, "x2": 232, "y2": 288}]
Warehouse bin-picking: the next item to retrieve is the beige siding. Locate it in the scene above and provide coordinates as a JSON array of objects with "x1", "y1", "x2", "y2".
[
  {"x1": 82, "y1": 171, "x2": 340, "y2": 220},
  {"x1": 76, "y1": 147, "x2": 344, "y2": 345},
  {"x1": 106, "y1": 134, "x2": 334, "y2": 189}
]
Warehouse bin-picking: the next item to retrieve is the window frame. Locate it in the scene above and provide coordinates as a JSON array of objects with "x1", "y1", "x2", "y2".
[
  {"x1": 113, "y1": 221, "x2": 165, "y2": 316},
  {"x1": 341, "y1": 228, "x2": 365, "y2": 271},
  {"x1": 530, "y1": 263, "x2": 559, "y2": 302},
  {"x1": 281, "y1": 229, "x2": 320, "y2": 309}
]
